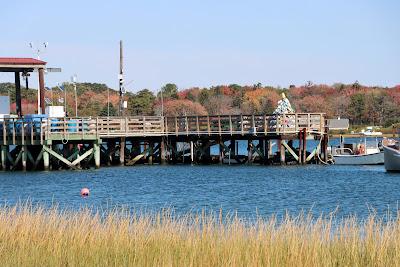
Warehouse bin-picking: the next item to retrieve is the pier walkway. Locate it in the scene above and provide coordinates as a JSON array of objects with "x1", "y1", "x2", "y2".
[{"x1": 0, "y1": 113, "x2": 328, "y2": 170}]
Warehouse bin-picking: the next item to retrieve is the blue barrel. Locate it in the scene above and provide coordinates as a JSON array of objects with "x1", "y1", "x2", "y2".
[
  {"x1": 24, "y1": 114, "x2": 48, "y2": 133},
  {"x1": 68, "y1": 119, "x2": 78, "y2": 132}
]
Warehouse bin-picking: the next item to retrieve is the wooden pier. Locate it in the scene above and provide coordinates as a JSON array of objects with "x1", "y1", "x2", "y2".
[{"x1": 0, "y1": 113, "x2": 328, "y2": 171}]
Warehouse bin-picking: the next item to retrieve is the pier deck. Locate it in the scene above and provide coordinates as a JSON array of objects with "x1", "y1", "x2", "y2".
[{"x1": 0, "y1": 113, "x2": 328, "y2": 170}]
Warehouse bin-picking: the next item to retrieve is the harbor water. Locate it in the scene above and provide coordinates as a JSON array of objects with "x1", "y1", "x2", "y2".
[{"x1": 0, "y1": 163, "x2": 399, "y2": 219}]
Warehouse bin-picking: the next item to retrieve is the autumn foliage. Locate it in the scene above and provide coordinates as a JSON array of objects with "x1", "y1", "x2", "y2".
[{"x1": 1, "y1": 81, "x2": 399, "y2": 126}]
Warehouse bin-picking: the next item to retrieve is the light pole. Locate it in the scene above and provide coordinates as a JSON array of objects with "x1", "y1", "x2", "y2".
[
  {"x1": 29, "y1": 42, "x2": 48, "y2": 114},
  {"x1": 71, "y1": 75, "x2": 78, "y2": 117},
  {"x1": 160, "y1": 88, "x2": 164, "y2": 116},
  {"x1": 57, "y1": 83, "x2": 66, "y2": 116}
]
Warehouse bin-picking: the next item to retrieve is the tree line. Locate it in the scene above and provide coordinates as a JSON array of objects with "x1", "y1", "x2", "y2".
[{"x1": 1, "y1": 82, "x2": 399, "y2": 127}]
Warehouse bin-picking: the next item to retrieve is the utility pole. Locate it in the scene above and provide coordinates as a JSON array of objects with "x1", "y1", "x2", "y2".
[
  {"x1": 119, "y1": 40, "x2": 124, "y2": 116},
  {"x1": 71, "y1": 75, "x2": 78, "y2": 117}
]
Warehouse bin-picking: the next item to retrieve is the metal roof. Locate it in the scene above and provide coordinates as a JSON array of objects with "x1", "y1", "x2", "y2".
[
  {"x1": 0, "y1": 57, "x2": 46, "y2": 65},
  {"x1": 0, "y1": 57, "x2": 47, "y2": 72}
]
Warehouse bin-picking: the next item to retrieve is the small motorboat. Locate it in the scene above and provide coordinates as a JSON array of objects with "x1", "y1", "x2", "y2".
[
  {"x1": 359, "y1": 126, "x2": 383, "y2": 136},
  {"x1": 330, "y1": 136, "x2": 384, "y2": 165},
  {"x1": 382, "y1": 138, "x2": 400, "y2": 172}
]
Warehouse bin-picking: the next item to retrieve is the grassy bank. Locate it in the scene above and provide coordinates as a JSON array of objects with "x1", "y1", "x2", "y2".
[{"x1": 0, "y1": 205, "x2": 400, "y2": 266}]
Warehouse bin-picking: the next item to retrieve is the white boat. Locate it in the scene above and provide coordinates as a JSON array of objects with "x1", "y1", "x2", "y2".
[
  {"x1": 330, "y1": 136, "x2": 384, "y2": 165},
  {"x1": 360, "y1": 126, "x2": 383, "y2": 136},
  {"x1": 382, "y1": 139, "x2": 400, "y2": 172}
]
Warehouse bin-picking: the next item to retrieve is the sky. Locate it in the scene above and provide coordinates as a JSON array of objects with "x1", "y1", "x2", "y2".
[{"x1": 0, "y1": 0, "x2": 399, "y2": 92}]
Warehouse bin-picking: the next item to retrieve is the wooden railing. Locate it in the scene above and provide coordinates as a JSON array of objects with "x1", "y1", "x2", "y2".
[
  {"x1": 164, "y1": 113, "x2": 325, "y2": 136},
  {"x1": 0, "y1": 113, "x2": 325, "y2": 144}
]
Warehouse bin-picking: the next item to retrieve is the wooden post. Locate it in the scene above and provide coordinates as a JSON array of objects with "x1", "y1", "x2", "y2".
[
  {"x1": 120, "y1": 137, "x2": 125, "y2": 165},
  {"x1": 43, "y1": 145, "x2": 50, "y2": 171},
  {"x1": 298, "y1": 131, "x2": 303, "y2": 164},
  {"x1": 268, "y1": 140, "x2": 273, "y2": 159},
  {"x1": 190, "y1": 141, "x2": 194, "y2": 164},
  {"x1": 15, "y1": 72, "x2": 22, "y2": 117},
  {"x1": 260, "y1": 139, "x2": 267, "y2": 165},
  {"x1": 302, "y1": 128, "x2": 307, "y2": 164},
  {"x1": 1, "y1": 145, "x2": 7, "y2": 170},
  {"x1": 38, "y1": 68, "x2": 46, "y2": 114},
  {"x1": 148, "y1": 141, "x2": 154, "y2": 165},
  {"x1": 278, "y1": 140, "x2": 285, "y2": 164},
  {"x1": 219, "y1": 138, "x2": 224, "y2": 164},
  {"x1": 230, "y1": 139, "x2": 235, "y2": 160},
  {"x1": 171, "y1": 140, "x2": 177, "y2": 164},
  {"x1": 160, "y1": 137, "x2": 166, "y2": 165},
  {"x1": 93, "y1": 141, "x2": 100, "y2": 169},
  {"x1": 247, "y1": 139, "x2": 253, "y2": 165},
  {"x1": 323, "y1": 133, "x2": 328, "y2": 162},
  {"x1": 22, "y1": 146, "x2": 27, "y2": 171}
]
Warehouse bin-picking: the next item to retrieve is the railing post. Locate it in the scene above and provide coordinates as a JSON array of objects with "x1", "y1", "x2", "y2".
[
  {"x1": 164, "y1": 116, "x2": 168, "y2": 135},
  {"x1": 229, "y1": 115, "x2": 232, "y2": 135},
  {"x1": 143, "y1": 116, "x2": 146, "y2": 135},
  {"x1": 2, "y1": 120, "x2": 6, "y2": 145},
  {"x1": 240, "y1": 115, "x2": 244, "y2": 135},
  {"x1": 96, "y1": 117, "x2": 99, "y2": 139},
  {"x1": 175, "y1": 117, "x2": 178, "y2": 136},
  {"x1": 196, "y1": 116, "x2": 200, "y2": 136},
  {"x1": 47, "y1": 118, "x2": 50, "y2": 141},
  {"x1": 218, "y1": 115, "x2": 221, "y2": 136},
  {"x1": 252, "y1": 115, "x2": 255, "y2": 135},
  {"x1": 81, "y1": 118, "x2": 85, "y2": 139},
  {"x1": 21, "y1": 119, "x2": 25, "y2": 146},
  {"x1": 207, "y1": 116, "x2": 211, "y2": 136},
  {"x1": 185, "y1": 116, "x2": 189, "y2": 136},
  {"x1": 12, "y1": 120, "x2": 15, "y2": 144},
  {"x1": 125, "y1": 117, "x2": 128, "y2": 135},
  {"x1": 30, "y1": 121, "x2": 34, "y2": 144},
  {"x1": 320, "y1": 113, "x2": 324, "y2": 134},
  {"x1": 264, "y1": 115, "x2": 267, "y2": 135}
]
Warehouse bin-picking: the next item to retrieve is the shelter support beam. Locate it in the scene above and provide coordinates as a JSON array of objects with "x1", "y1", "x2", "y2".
[
  {"x1": 38, "y1": 68, "x2": 45, "y2": 114},
  {"x1": 15, "y1": 72, "x2": 22, "y2": 117}
]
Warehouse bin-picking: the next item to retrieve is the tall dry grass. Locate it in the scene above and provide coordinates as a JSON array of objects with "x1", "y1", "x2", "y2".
[{"x1": 0, "y1": 204, "x2": 399, "y2": 266}]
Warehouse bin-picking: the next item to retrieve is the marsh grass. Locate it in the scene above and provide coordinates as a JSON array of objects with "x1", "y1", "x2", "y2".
[{"x1": 0, "y1": 203, "x2": 399, "y2": 266}]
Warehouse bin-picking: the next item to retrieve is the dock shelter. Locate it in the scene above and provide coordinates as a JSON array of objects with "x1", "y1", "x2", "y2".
[{"x1": 0, "y1": 58, "x2": 47, "y2": 116}]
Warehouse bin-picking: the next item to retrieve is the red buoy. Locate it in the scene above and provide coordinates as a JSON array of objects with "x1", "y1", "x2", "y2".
[{"x1": 80, "y1": 188, "x2": 90, "y2": 197}]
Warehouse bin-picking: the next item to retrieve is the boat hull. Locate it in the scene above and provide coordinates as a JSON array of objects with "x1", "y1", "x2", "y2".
[
  {"x1": 383, "y1": 146, "x2": 400, "y2": 172},
  {"x1": 333, "y1": 152, "x2": 384, "y2": 165}
]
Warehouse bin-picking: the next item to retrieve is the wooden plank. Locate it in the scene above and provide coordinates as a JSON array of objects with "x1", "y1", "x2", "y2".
[
  {"x1": 11, "y1": 149, "x2": 23, "y2": 170},
  {"x1": 43, "y1": 146, "x2": 78, "y2": 170},
  {"x1": 282, "y1": 141, "x2": 299, "y2": 161},
  {"x1": 306, "y1": 146, "x2": 318, "y2": 162},
  {"x1": 33, "y1": 149, "x2": 44, "y2": 169},
  {"x1": 26, "y1": 149, "x2": 35, "y2": 164},
  {"x1": 71, "y1": 148, "x2": 94, "y2": 166}
]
